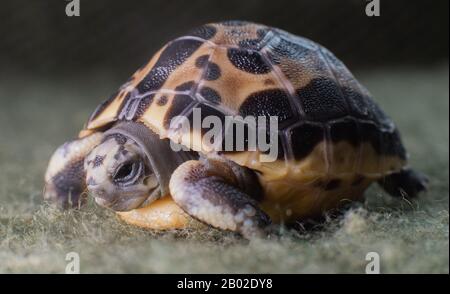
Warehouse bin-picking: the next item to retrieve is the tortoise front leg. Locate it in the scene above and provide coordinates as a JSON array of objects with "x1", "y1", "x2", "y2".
[
  {"x1": 169, "y1": 157, "x2": 271, "y2": 238},
  {"x1": 44, "y1": 132, "x2": 103, "y2": 209}
]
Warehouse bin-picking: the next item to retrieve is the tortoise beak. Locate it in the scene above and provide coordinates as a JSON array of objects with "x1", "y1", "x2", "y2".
[
  {"x1": 89, "y1": 185, "x2": 150, "y2": 212},
  {"x1": 94, "y1": 195, "x2": 148, "y2": 211}
]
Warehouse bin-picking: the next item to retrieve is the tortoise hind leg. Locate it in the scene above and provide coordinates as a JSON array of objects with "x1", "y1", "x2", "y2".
[
  {"x1": 169, "y1": 157, "x2": 271, "y2": 238},
  {"x1": 378, "y1": 168, "x2": 429, "y2": 199}
]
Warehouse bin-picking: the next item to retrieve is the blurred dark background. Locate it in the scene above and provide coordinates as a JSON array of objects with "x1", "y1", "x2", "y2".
[{"x1": 0, "y1": 0, "x2": 448, "y2": 78}]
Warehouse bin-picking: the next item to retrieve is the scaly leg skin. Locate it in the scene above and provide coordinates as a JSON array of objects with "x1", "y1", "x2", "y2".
[
  {"x1": 169, "y1": 157, "x2": 271, "y2": 238},
  {"x1": 44, "y1": 133, "x2": 103, "y2": 209}
]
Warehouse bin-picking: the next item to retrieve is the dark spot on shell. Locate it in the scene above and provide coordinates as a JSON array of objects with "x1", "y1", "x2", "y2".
[
  {"x1": 221, "y1": 119, "x2": 252, "y2": 152},
  {"x1": 133, "y1": 94, "x2": 155, "y2": 119},
  {"x1": 239, "y1": 89, "x2": 294, "y2": 127},
  {"x1": 136, "y1": 39, "x2": 203, "y2": 94},
  {"x1": 359, "y1": 121, "x2": 382, "y2": 154},
  {"x1": 329, "y1": 118, "x2": 360, "y2": 147},
  {"x1": 163, "y1": 94, "x2": 195, "y2": 129},
  {"x1": 175, "y1": 81, "x2": 195, "y2": 92},
  {"x1": 185, "y1": 104, "x2": 226, "y2": 139},
  {"x1": 328, "y1": 118, "x2": 406, "y2": 160},
  {"x1": 344, "y1": 86, "x2": 393, "y2": 129},
  {"x1": 195, "y1": 55, "x2": 209, "y2": 68},
  {"x1": 219, "y1": 114, "x2": 284, "y2": 158},
  {"x1": 227, "y1": 48, "x2": 272, "y2": 75},
  {"x1": 296, "y1": 77, "x2": 348, "y2": 121},
  {"x1": 195, "y1": 55, "x2": 221, "y2": 81},
  {"x1": 204, "y1": 62, "x2": 221, "y2": 81},
  {"x1": 157, "y1": 95, "x2": 168, "y2": 106},
  {"x1": 199, "y1": 87, "x2": 221, "y2": 105},
  {"x1": 290, "y1": 123, "x2": 325, "y2": 160},
  {"x1": 187, "y1": 25, "x2": 217, "y2": 40},
  {"x1": 92, "y1": 155, "x2": 106, "y2": 168}
]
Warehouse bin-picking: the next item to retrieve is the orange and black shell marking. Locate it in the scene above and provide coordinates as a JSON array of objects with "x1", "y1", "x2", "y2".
[{"x1": 83, "y1": 21, "x2": 408, "y2": 222}]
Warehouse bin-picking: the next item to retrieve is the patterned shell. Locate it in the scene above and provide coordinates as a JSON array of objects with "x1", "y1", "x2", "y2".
[{"x1": 84, "y1": 21, "x2": 407, "y2": 183}]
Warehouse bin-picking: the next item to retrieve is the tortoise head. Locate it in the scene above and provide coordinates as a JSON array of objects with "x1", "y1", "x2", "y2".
[
  {"x1": 85, "y1": 133, "x2": 160, "y2": 211},
  {"x1": 85, "y1": 122, "x2": 190, "y2": 212}
]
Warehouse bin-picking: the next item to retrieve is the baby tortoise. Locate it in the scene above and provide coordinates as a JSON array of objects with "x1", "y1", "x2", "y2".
[{"x1": 44, "y1": 21, "x2": 428, "y2": 238}]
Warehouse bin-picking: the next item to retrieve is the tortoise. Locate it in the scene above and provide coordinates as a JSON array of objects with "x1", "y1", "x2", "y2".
[{"x1": 44, "y1": 21, "x2": 428, "y2": 237}]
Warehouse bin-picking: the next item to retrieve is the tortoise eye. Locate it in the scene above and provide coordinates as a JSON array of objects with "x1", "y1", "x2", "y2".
[{"x1": 113, "y1": 161, "x2": 143, "y2": 185}]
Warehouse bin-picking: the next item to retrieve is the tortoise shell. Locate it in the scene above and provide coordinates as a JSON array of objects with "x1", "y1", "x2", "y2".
[{"x1": 82, "y1": 21, "x2": 407, "y2": 221}]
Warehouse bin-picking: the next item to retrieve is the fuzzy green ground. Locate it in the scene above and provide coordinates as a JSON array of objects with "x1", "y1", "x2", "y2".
[{"x1": 0, "y1": 66, "x2": 448, "y2": 273}]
